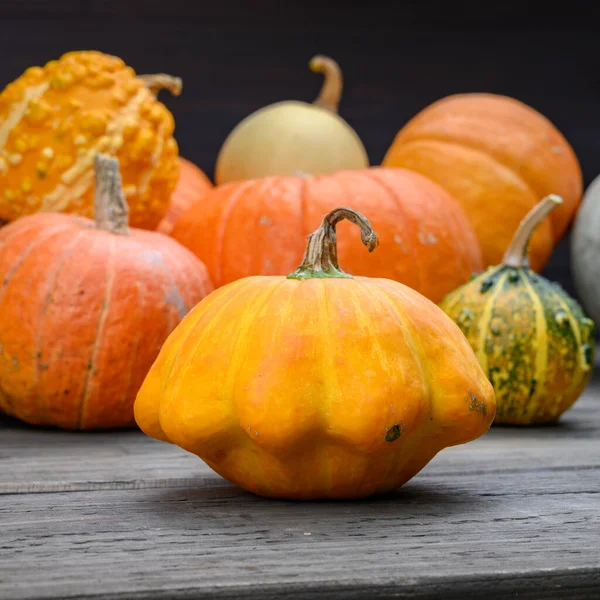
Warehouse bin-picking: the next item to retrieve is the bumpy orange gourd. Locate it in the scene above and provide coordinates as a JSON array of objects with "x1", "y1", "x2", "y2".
[
  {"x1": 170, "y1": 167, "x2": 483, "y2": 303},
  {"x1": 382, "y1": 93, "x2": 583, "y2": 270},
  {"x1": 0, "y1": 154, "x2": 213, "y2": 430},
  {"x1": 0, "y1": 50, "x2": 181, "y2": 230},
  {"x1": 157, "y1": 157, "x2": 212, "y2": 234},
  {"x1": 135, "y1": 207, "x2": 495, "y2": 500}
]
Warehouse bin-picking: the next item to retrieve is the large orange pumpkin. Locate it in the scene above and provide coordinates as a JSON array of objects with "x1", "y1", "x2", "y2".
[
  {"x1": 0, "y1": 50, "x2": 181, "y2": 230},
  {"x1": 0, "y1": 154, "x2": 213, "y2": 430},
  {"x1": 382, "y1": 93, "x2": 583, "y2": 270},
  {"x1": 136, "y1": 207, "x2": 495, "y2": 500},
  {"x1": 170, "y1": 167, "x2": 483, "y2": 303},
  {"x1": 157, "y1": 157, "x2": 212, "y2": 234}
]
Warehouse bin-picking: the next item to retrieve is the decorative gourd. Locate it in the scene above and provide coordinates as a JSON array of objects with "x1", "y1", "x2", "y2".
[
  {"x1": 135, "y1": 207, "x2": 495, "y2": 500},
  {"x1": 214, "y1": 55, "x2": 368, "y2": 184},
  {"x1": 382, "y1": 93, "x2": 583, "y2": 271},
  {"x1": 170, "y1": 167, "x2": 483, "y2": 303},
  {"x1": 0, "y1": 154, "x2": 213, "y2": 430},
  {"x1": 571, "y1": 175, "x2": 600, "y2": 327},
  {"x1": 0, "y1": 50, "x2": 182, "y2": 230},
  {"x1": 157, "y1": 157, "x2": 212, "y2": 234},
  {"x1": 440, "y1": 195, "x2": 595, "y2": 425}
]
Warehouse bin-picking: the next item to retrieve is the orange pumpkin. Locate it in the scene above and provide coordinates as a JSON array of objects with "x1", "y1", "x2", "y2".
[
  {"x1": 0, "y1": 154, "x2": 213, "y2": 430},
  {"x1": 157, "y1": 157, "x2": 212, "y2": 234},
  {"x1": 170, "y1": 167, "x2": 483, "y2": 303},
  {"x1": 0, "y1": 50, "x2": 182, "y2": 230},
  {"x1": 382, "y1": 93, "x2": 583, "y2": 270},
  {"x1": 135, "y1": 207, "x2": 495, "y2": 500}
]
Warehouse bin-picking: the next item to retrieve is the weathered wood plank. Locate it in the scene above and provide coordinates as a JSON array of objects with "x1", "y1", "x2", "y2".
[
  {"x1": 0, "y1": 390, "x2": 598, "y2": 599},
  {"x1": 1, "y1": 379, "x2": 598, "y2": 494},
  {"x1": 0, "y1": 466, "x2": 598, "y2": 600}
]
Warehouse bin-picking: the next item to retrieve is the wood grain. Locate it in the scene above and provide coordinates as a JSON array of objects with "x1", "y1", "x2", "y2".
[
  {"x1": 1, "y1": 397, "x2": 600, "y2": 494},
  {"x1": 0, "y1": 377, "x2": 599, "y2": 599}
]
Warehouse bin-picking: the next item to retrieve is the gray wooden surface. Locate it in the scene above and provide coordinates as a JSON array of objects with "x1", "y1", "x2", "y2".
[{"x1": 1, "y1": 375, "x2": 599, "y2": 600}]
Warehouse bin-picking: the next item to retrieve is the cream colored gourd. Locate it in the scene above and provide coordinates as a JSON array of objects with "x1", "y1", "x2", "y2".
[
  {"x1": 571, "y1": 175, "x2": 600, "y2": 327},
  {"x1": 214, "y1": 55, "x2": 368, "y2": 184}
]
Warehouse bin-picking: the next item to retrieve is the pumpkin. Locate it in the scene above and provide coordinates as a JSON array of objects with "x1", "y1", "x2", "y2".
[
  {"x1": 157, "y1": 157, "x2": 212, "y2": 234},
  {"x1": 0, "y1": 154, "x2": 213, "y2": 430},
  {"x1": 214, "y1": 55, "x2": 369, "y2": 184},
  {"x1": 135, "y1": 206, "x2": 495, "y2": 500},
  {"x1": 571, "y1": 175, "x2": 600, "y2": 328},
  {"x1": 440, "y1": 195, "x2": 595, "y2": 425},
  {"x1": 382, "y1": 93, "x2": 583, "y2": 271},
  {"x1": 0, "y1": 50, "x2": 182, "y2": 230},
  {"x1": 170, "y1": 167, "x2": 483, "y2": 303}
]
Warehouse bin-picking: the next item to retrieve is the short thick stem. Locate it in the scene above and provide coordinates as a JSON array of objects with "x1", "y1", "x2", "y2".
[
  {"x1": 502, "y1": 194, "x2": 563, "y2": 268},
  {"x1": 94, "y1": 154, "x2": 130, "y2": 236},
  {"x1": 137, "y1": 74, "x2": 183, "y2": 97},
  {"x1": 287, "y1": 207, "x2": 378, "y2": 280},
  {"x1": 309, "y1": 55, "x2": 342, "y2": 113}
]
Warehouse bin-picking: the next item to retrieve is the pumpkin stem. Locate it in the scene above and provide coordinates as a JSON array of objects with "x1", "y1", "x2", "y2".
[
  {"x1": 137, "y1": 74, "x2": 183, "y2": 97},
  {"x1": 502, "y1": 194, "x2": 563, "y2": 268},
  {"x1": 94, "y1": 154, "x2": 130, "y2": 236},
  {"x1": 310, "y1": 55, "x2": 342, "y2": 113},
  {"x1": 287, "y1": 207, "x2": 378, "y2": 280}
]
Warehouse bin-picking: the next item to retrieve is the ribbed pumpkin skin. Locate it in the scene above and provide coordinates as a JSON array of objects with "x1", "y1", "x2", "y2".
[
  {"x1": 382, "y1": 94, "x2": 583, "y2": 271},
  {"x1": 0, "y1": 212, "x2": 213, "y2": 430},
  {"x1": 134, "y1": 276, "x2": 495, "y2": 500},
  {"x1": 170, "y1": 167, "x2": 483, "y2": 303},
  {"x1": 0, "y1": 51, "x2": 180, "y2": 230},
  {"x1": 157, "y1": 157, "x2": 212, "y2": 234},
  {"x1": 440, "y1": 265, "x2": 595, "y2": 425}
]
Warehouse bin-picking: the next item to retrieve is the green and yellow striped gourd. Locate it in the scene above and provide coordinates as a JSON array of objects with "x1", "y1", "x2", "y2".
[{"x1": 440, "y1": 195, "x2": 595, "y2": 425}]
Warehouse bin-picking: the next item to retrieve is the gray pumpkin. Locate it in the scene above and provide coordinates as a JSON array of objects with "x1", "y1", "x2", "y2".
[{"x1": 571, "y1": 177, "x2": 600, "y2": 327}]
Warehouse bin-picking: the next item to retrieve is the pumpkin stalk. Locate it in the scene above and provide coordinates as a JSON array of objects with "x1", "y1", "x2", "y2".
[
  {"x1": 94, "y1": 154, "x2": 130, "y2": 236},
  {"x1": 502, "y1": 194, "x2": 563, "y2": 268},
  {"x1": 288, "y1": 207, "x2": 378, "y2": 280},
  {"x1": 310, "y1": 55, "x2": 342, "y2": 113},
  {"x1": 137, "y1": 74, "x2": 182, "y2": 97}
]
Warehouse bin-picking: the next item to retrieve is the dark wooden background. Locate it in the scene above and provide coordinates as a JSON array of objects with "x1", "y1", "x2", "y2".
[{"x1": 0, "y1": 1, "x2": 598, "y2": 299}]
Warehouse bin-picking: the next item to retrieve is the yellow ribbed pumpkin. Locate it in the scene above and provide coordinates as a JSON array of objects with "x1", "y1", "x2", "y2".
[
  {"x1": 0, "y1": 50, "x2": 181, "y2": 230},
  {"x1": 440, "y1": 195, "x2": 596, "y2": 425},
  {"x1": 135, "y1": 207, "x2": 495, "y2": 500}
]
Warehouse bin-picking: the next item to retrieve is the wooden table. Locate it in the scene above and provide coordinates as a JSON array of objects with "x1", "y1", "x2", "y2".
[{"x1": 1, "y1": 375, "x2": 599, "y2": 600}]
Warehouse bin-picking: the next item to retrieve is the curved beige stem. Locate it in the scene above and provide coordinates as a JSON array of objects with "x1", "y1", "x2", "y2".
[
  {"x1": 309, "y1": 55, "x2": 342, "y2": 113},
  {"x1": 503, "y1": 194, "x2": 563, "y2": 268},
  {"x1": 137, "y1": 74, "x2": 182, "y2": 97}
]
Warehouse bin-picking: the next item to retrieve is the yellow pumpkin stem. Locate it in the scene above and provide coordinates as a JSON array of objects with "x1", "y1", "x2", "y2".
[
  {"x1": 310, "y1": 55, "x2": 342, "y2": 113},
  {"x1": 502, "y1": 194, "x2": 563, "y2": 268},
  {"x1": 137, "y1": 74, "x2": 183, "y2": 97},
  {"x1": 287, "y1": 206, "x2": 378, "y2": 280},
  {"x1": 94, "y1": 154, "x2": 130, "y2": 236}
]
